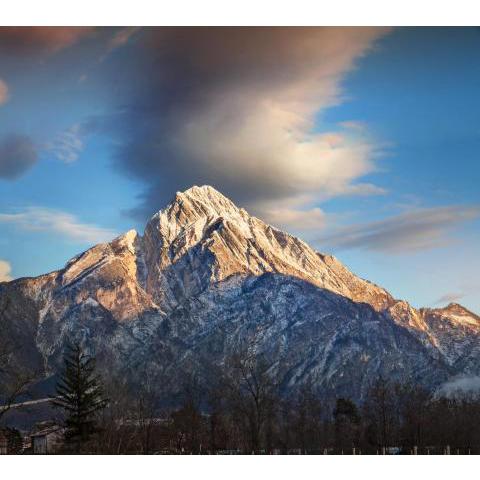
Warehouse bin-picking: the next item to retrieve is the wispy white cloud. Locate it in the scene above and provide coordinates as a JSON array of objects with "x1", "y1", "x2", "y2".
[
  {"x1": 318, "y1": 205, "x2": 480, "y2": 254},
  {"x1": 108, "y1": 27, "x2": 140, "y2": 52},
  {"x1": 47, "y1": 124, "x2": 84, "y2": 163},
  {"x1": 0, "y1": 78, "x2": 9, "y2": 105},
  {"x1": 0, "y1": 259, "x2": 12, "y2": 282},
  {"x1": 0, "y1": 207, "x2": 117, "y2": 244},
  {"x1": 339, "y1": 120, "x2": 367, "y2": 131},
  {"x1": 100, "y1": 27, "x2": 141, "y2": 62}
]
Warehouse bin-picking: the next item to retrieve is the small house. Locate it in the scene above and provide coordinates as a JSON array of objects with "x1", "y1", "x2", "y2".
[{"x1": 31, "y1": 425, "x2": 64, "y2": 454}]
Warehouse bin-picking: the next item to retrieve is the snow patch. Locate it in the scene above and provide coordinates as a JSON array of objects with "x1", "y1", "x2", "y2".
[{"x1": 83, "y1": 297, "x2": 99, "y2": 307}]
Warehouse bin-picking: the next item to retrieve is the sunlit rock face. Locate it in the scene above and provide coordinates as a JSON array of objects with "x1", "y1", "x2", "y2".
[
  {"x1": 141, "y1": 186, "x2": 395, "y2": 312},
  {"x1": 1, "y1": 185, "x2": 478, "y2": 400}
]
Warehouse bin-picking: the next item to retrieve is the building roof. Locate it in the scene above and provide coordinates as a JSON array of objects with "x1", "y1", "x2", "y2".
[{"x1": 31, "y1": 426, "x2": 63, "y2": 438}]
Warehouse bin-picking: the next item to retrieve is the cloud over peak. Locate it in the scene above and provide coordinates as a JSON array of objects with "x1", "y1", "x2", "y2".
[{"x1": 104, "y1": 27, "x2": 391, "y2": 220}]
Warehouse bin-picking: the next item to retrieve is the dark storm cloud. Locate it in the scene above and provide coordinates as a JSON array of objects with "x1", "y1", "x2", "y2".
[
  {"x1": 0, "y1": 27, "x2": 94, "y2": 54},
  {"x1": 318, "y1": 206, "x2": 480, "y2": 254},
  {"x1": 0, "y1": 134, "x2": 38, "y2": 180},
  {"x1": 100, "y1": 27, "x2": 391, "y2": 221}
]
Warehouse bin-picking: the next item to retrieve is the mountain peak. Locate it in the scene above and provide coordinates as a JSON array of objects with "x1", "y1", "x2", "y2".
[
  {"x1": 146, "y1": 185, "x2": 243, "y2": 238},
  {"x1": 173, "y1": 185, "x2": 239, "y2": 215},
  {"x1": 445, "y1": 302, "x2": 464, "y2": 309},
  {"x1": 177, "y1": 184, "x2": 225, "y2": 199},
  {"x1": 426, "y1": 302, "x2": 474, "y2": 315},
  {"x1": 442, "y1": 302, "x2": 478, "y2": 318}
]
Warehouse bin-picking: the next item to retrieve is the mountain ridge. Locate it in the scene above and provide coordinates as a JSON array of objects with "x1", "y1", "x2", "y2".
[{"x1": 1, "y1": 185, "x2": 478, "y2": 401}]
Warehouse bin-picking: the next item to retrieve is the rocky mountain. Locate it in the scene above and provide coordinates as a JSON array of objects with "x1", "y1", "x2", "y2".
[{"x1": 1, "y1": 185, "x2": 479, "y2": 402}]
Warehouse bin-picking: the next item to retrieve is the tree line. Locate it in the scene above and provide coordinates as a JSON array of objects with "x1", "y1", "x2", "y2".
[
  {"x1": 36, "y1": 343, "x2": 480, "y2": 454},
  {"x1": 3, "y1": 329, "x2": 480, "y2": 454}
]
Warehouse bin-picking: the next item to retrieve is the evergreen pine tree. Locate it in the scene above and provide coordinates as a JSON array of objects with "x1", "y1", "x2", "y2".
[
  {"x1": 333, "y1": 397, "x2": 361, "y2": 451},
  {"x1": 52, "y1": 342, "x2": 108, "y2": 448}
]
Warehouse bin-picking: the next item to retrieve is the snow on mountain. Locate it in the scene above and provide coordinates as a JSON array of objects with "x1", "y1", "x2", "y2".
[
  {"x1": 142, "y1": 186, "x2": 394, "y2": 312},
  {"x1": 419, "y1": 303, "x2": 480, "y2": 371},
  {"x1": 0, "y1": 185, "x2": 478, "y2": 401}
]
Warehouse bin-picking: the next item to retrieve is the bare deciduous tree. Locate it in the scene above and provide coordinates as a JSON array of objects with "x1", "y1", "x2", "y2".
[
  {"x1": 0, "y1": 298, "x2": 36, "y2": 423},
  {"x1": 218, "y1": 342, "x2": 279, "y2": 453}
]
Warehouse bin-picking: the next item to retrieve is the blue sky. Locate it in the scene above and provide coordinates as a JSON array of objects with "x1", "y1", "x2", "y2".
[{"x1": 0, "y1": 27, "x2": 479, "y2": 312}]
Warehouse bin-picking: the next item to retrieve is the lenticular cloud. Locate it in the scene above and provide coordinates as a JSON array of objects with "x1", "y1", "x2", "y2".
[{"x1": 111, "y1": 28, "x2": 391, "y2": 227}]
